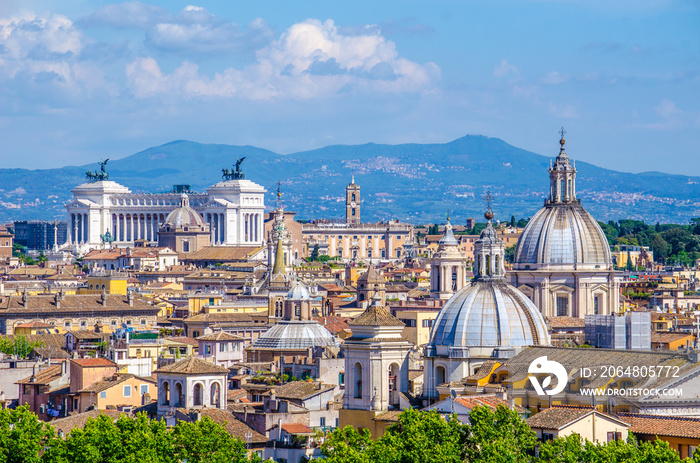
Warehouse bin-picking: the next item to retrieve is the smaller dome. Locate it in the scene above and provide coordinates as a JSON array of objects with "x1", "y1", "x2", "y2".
[
  {"x1": 287, "y1": 281, "x2": 311, "y2": 301},
  {"x1": 250, "y1": 321, "x2": 338, "y2": 350},
  {"x1": 429, "y1": 280, "x2": 550, "y2": 350},
  {"x1": 163, "y1": 194, "x2": 206, "y2": 228},
  {"x1": 477, "y1": 220, "x2": 499, "y2": 244},
  {"x1": 438, "y1": 219, "x2": 459, "y2": 246}
]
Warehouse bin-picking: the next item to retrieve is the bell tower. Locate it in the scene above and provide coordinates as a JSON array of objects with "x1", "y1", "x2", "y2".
[
  {"x1": 430, "y1": 217, "x2": 466, "y2": 300},
  {"x1": 346, "y1": 176, "x2": 361, "y2": 224}
]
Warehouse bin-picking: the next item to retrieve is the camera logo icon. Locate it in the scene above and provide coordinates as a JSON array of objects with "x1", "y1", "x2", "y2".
[{"x1": 528, "y1": 356, "x2": 568, "y2": 396}]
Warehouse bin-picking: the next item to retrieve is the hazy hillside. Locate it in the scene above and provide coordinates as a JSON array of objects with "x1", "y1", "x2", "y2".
[{"x1": 1, "y1": 135, "x2": 699, "y2": 224}]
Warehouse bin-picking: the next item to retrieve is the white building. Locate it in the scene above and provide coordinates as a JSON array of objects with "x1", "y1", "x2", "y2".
[{"x1": 65, "y1": 173, "x2": 266, "y2": 254}]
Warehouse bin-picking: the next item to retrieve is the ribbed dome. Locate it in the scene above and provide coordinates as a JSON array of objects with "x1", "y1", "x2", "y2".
[
  {"x1": 287, "y1": 281, "x2": 311, "y2": 301},
  {"x1": 250, "y1": 321, "x2": 338, "y2": 350},
  {"x1": 514, "y1": 203, "x2": 611, "y2": 269},
  {"x1": 429, "y1": 280, "x2": 549, "y2": 349},
  {"x1": 164, "y1": 194, "x2": 206, "y2": 229}
]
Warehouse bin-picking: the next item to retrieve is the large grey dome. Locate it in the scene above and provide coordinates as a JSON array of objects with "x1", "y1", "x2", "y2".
[
  {"x1": 250, "y1": 321, "x2": 338, "y2": 350},
  {"x1": 514, "y1": 202, "x2": 611, "y2": 270},
  {"x1": 429, "y1": 280, "x2": 549, "y2": 351},
  {"x1": 163, "y1": 194, "x2": 206, "y2": 229}
]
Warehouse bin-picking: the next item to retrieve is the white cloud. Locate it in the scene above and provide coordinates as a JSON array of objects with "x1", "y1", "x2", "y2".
[
  {"x1": 548, "y1": 103, "x2": 579, "y2": 119},
  {"x1": 0, "y1": 13, "x2": 86, "y2": 94},
  {"x1": 493, "y1": 59, "x2": 518, "y2": 78},
  {"x1": 0, "y1": 13, "x2": 83, "y2": 60},
  {"x1": 125, "y1": 19, "x2": 440, "y2": 100},
  {"x1": 84, "y1": 1, "x2": 169, "y2": 29},
  {"x1": 87, "y1": 2, "x2": 273, "y2": 55},
  {"x1": 542, "y1": 71, "x2": 570, "y2": 85},
  {"x1": 655, "y1": 98, "x2": 681, "y2": 119}
]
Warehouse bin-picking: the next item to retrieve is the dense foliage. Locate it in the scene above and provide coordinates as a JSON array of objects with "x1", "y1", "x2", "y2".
[
  {"x1": 0, "y1": 406, "x2": 259, "y2": 463},
  {"x1": 0, "y1": 336, "x2": 44, "y2": 358},
  {"x1": 599, "y1": 219, "x2": 700, "y2": 267},
  {"x1": 321, "y1": 406, "x2": 697, "y2": 463}
]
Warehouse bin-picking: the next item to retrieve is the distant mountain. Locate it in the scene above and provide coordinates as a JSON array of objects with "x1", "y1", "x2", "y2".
[{"x1": 1, "y1": 135, "x2": 699, "y2": 224}]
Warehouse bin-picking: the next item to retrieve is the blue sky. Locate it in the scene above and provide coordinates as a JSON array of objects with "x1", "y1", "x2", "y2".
[{"x1": 0, "y1": 0, "x2": 698, "y2": 174}]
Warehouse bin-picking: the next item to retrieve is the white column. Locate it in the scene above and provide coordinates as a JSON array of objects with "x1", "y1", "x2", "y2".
[
  {"x1": 221, "y1": 213, "x2": 225, "y2": 244},
  {"x1": 129, "y1": 215, "x2": 134, "y2": 242}
]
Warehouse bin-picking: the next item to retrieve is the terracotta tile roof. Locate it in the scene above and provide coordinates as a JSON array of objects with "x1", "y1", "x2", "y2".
[
  {"x1": 16, "y1": 364, "x2": 63, "y2": 385},
  {"x1": 546, "y1": 316, "x2": 586, "y2": 329},
  {"x1": 281, "y1": 423, "x2": 314, "y2": 435},
  {"x1": 196, "y1": 331, "x2": 245, "y2": 342},
  {"x1": 71, "y1": 358, "x2": 117, "y2": 368},
  {"x1": 34, "y1": 346, "x2": 70, "y2": 359},
  {"x1": 651, "y1": 331, "x2": 695, "y2": 343},
  {"x1": 0, "y1": 294, "x2": 155, "y2": 314},
  {"x1": 526, "y1": 405, "x2": 627, "y2": 430},
  {"x1": 313, "y1": 316, "x2": 350, "y2": 335},
  {"x1": 271, "y1": 381, "x2": 335, "y2": 401},
  {"x1": 348, "y1": 305, "x2": 404, "y2": 327},
  {"x1": 3, "y1": 333, "x2": 64, "y2": 348},
  {"x1": 66, "y1": 330, "x2": 111, "y2": 341},
  {"x1": 373, "y1": 410, "x2": 401, "y2": 422},
  {"x1": 165, "y1": 336, "x2": 200, "y2": 347},
  {"x1": 227, "y1": 389, "x2": 248, "y2": 401},
  {"x1": 199, "y1": 408, "x2": 267, "y2": 443},
  {"x1": 14, "y1": 321, "x2": 55, "y2": 329},
  {"x1": 180, "y1": 246, "x2": 264, "y2": 262},
  {"x1": 78, "y1": 373, "x2": 155, "y2": 394},
  {"x1": 184, "y1": 313, "x2": 255, "y2": 323},
  {"x1": 154, "y1": 356, "x2": 228, "y2": 375},
  {"x1": 617, "y1": 413, "x2": 700, "y2": 439},
  {"x1": 454, "y1": 395, "x2": 525, "y2": 413},
  {"x1": 408, "y1": 370, "x2": 424, "y2": 381},
  {"x1": 52, "y1": 410, "x2": 124, "y2": 436}
]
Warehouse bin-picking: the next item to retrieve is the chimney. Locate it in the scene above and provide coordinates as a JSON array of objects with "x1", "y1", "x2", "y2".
[
  {"x1": 142, "y1": 392, "x2": 151, "y2": 405},
  {"x1": 22, "y1": 289, "x2": 28, "y2": 308},
  {"x1": 101, "y1": 289, "x2": 108, "y2": 307},
  {"x1": 55, "y1": 292, "x2": 61, "y2": 309},
  {"x1": 61, "y1": 361, "x2": 67, "y2": 376},
  {"x1": 128, "y1": 292, "x2": 134, "y2": 307},
  {"x1": 30, "y1": 361, "x2": 40, "y2": 381}
]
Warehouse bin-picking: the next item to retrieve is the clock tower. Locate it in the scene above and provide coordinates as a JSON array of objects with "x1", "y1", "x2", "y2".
[{"x1": 346, "y1": 176, "x2": 361, "y2": 224}]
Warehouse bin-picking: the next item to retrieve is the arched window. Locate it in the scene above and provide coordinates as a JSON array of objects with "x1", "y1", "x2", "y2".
[
  {"x1": 175, "y1": 383, "x2": 183, "y2": 407},
  {"x1": 485, "y1": 255, "x2": 491, "y2": 276},
  {"x1": 494, "y1": 256, "x2": 500, "y2": 275},
  {"x1": 354, "y1": 363, "x2": 363, "y2": 398},
  {"x1": 161, "y1": 381, "x2": 170, "y2": 405},
  {"x1": 435, "y1": 366, "x2": 446, "y2": 387},
  {"x1": 210, "y1": 382, "x2": 221, "y2": 407},
  {"x1": 193, "y1": 383, "x2": 203, "y2": 406},
  {"x1": 389, "y1": 364, "x2": 399, "y2": 392}
]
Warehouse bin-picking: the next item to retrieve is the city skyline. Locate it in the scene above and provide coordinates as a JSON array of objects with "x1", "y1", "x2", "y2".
[{"x1": 0, "y1": 0, "x2": 698, "y2": 175}]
